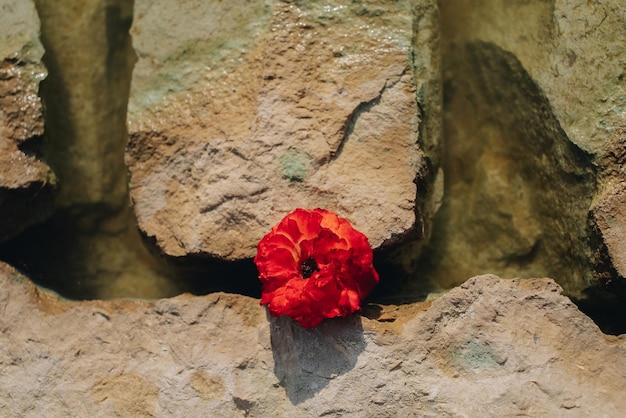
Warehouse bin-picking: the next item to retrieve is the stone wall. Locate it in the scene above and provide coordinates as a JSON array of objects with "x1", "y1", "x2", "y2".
[{"x1": 0, "y1": 1, "x2": 625, "y2": 415}]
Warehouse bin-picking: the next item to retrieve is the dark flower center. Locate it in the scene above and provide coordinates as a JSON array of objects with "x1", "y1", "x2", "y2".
[{"x1": 301, "y1": 257, "x2": 319, "y2": 279}]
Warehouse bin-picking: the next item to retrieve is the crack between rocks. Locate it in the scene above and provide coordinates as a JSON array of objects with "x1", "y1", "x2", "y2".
[
  {"x1": 301, "y1": 368, "x2": 336, "y2": 381},
  {"x1": 327, "y1": 66, "x2": 410, "y2": 162}
]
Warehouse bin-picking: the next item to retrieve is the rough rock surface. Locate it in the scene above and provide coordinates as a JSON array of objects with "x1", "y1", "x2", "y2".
[
  {"x1": 0, "y1": 0, "x2": 55, "y2": 241},
  {"x1": 126, "y1": 0, "x2": 441, "y2": 259},
  {"x1": 1, "y1": 263, "x2": 624, "y2": 416},
  {"x1": 401, "y1": 0, "x2": 626, "y2": 297}
]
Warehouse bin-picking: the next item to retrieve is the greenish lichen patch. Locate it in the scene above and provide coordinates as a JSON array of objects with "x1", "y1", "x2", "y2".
[
  {"x1": 279, "y1": 149, "x2": 311, "y2": 182},
  {"x1": 451, "y1": 340, "x2": 506, "y2": 371}
]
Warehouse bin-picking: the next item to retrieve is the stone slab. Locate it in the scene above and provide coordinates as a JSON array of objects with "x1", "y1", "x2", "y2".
[{"x1": 1, "y1": 264, "x2": 624, "y2": 416}]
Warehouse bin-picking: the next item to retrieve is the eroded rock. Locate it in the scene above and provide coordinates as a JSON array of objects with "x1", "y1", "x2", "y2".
[
  {"x1": 0, "y1": 0, "x2": 185, "y2": 300},
  {"x1": 126, "y1": 0, "x2": 442, "y2": 260},
  {"x1": 0, "y1": 0, "x2": 55, "y2": 241},
  {"x1": 1, "y1": 264, "x2": 624, "y2": 415}
]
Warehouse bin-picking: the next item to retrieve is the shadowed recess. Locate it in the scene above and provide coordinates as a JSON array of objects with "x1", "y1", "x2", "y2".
[{"x1": 400, "y1": 41, "x2": 596, "y2": 297}]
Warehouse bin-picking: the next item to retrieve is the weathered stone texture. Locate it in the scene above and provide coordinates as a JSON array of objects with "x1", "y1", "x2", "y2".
[
  {"x1": 127, "y1": 0, "x2": 441, "y2": 259},
  {"x1": 0, "y1": 0, "x2": 54, "y2": 241},
  {"x1": 1, "y1": 264, "x2": 624, "y2": 416},
  {"x1": 2, "y1": 1, "x2": 187, "y2": 301},
  {"x1": 441, "y1": 0, "x2": 625, "y2": 156}
]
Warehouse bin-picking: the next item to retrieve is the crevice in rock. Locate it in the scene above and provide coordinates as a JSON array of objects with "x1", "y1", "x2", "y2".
[
  {"x1": 0, "y1": 0, "x2": 239, "y2": 300},
  {"x1": 329, "y1": 67, "x2": 408, "y2": 160}
]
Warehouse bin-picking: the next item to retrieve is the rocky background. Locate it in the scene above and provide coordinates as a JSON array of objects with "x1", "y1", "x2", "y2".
[
  {"x1": 0, "y1": 0, "x2": 625, "y2": 415},
  {"x1": 396, "y1": 0, "x2": 626, "y2": 301}
]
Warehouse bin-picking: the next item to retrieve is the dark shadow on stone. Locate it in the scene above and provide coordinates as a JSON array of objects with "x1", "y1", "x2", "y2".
[
  {"x1": 0, "y1": 205, "x2": 173, "y2": 299},
  {"x1": 408, "y1": 40, "x2": 596, "y2": 297},
  {"x1": 573, "y1": 287, "x2": 626, "y2": 336},
  {"x1": 0, "y1": 208, "x2": 262, "y2": 300},
  {"x1": 0, "y1": 183, "x2": 55, "y2": 243},
  {"x1": 369, "y1": 247, "x2": 434, "y2": 304},
  {"x1": 163, "y1": 252, "x2": 261, "y2": 299},
  {"x1": 360, "y1": 303, "x2": 383, "y2": 320},
  {"x1": 269, "y1": 314, "x2": 366, "y2": 405}
]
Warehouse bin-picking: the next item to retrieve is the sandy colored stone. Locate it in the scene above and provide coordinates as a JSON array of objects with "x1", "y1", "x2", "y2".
[
  {"x1": 0, "y1": 0, "x2": 51, "y2": 184},
  {"x1": 1, "y1": 263, "x2": 624, "y2": 416},
  {"x1": 440, "y1": 0, "x2": 625, "y2": 157},
  {"x1": 0, "y1": 0, "x2": 55, "y2": 241},
  {"x1": 126, "y1": 0, "x2": 441, "y2": 259}
]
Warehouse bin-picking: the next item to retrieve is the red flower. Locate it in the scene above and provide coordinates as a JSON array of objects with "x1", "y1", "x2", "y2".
[{"x1": 254, "y1": 208, "x2": 379, "y2": 328}]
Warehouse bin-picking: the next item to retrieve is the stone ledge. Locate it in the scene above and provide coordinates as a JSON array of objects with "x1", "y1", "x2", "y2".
[{"x1": 0, "y1": 263, "x2": 624, "y2": 416}]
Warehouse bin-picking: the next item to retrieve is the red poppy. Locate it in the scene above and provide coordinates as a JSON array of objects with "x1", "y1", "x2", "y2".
[{"x1": 254, "y1": 208, "x2": 379, "y2": 328}]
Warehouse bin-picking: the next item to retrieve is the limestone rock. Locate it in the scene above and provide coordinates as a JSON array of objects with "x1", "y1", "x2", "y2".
[
  {"x1": 1, "y1": 264, "x2": 624, "y2": 416},
  {"x1": 0, "y1": 0, "x2": 55, "y2": 241},
  {"x1": 126, "y1": 0, "x2": 441, "y2": 259}
]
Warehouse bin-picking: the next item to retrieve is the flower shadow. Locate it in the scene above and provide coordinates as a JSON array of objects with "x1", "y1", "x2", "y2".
[{"x1": 269, "y1": 313, "x2": 366, "y2": 404}]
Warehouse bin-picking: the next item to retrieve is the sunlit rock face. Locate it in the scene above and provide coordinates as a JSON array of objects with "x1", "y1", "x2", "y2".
[
  {"x1": 0, "y1": 0, "x2": 55, "y2": 242},
  {"x1": 2, "y1": 266, "x2": 625, "y2": 415},
  {"x1": 126, "y1": 0, "x2": 442, "y2": 260}
]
